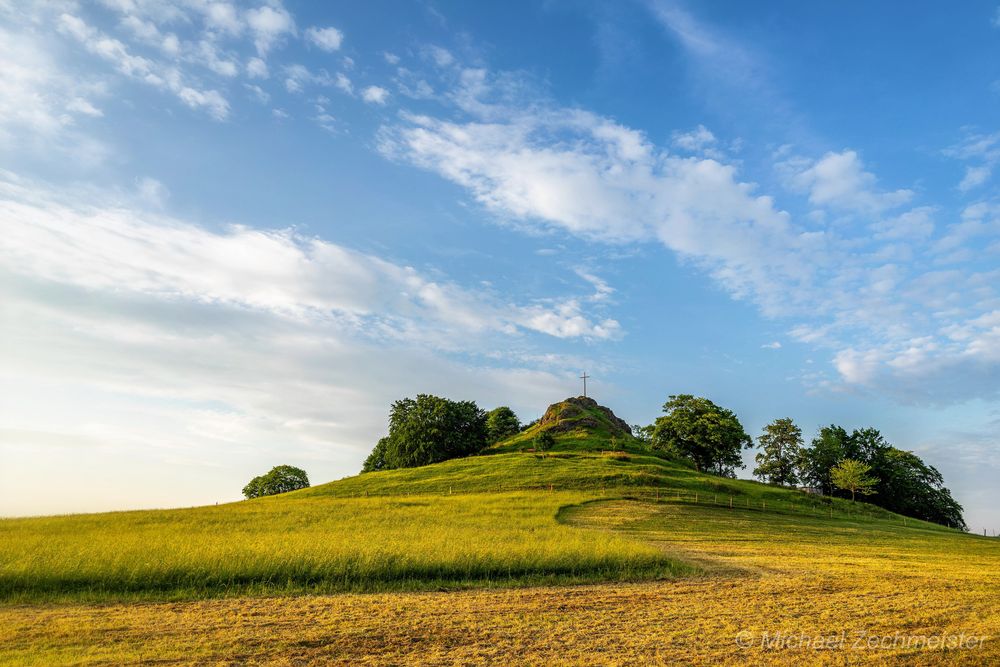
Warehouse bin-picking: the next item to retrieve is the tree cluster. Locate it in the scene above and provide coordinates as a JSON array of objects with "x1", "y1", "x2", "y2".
[
  {"x1": 242, "y1": 465, "x2": 310, "y2": 499},
  {"x1": 753, "y1": 420, "x2": 966, "y2": 530},
  {"x1": 362, "y1": 394, "x2": 491, "y2": 472}
]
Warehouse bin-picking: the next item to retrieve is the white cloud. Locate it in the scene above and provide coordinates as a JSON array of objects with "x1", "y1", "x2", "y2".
[
  {"x1": 57, "y1": 13, "x2": 230, "y2": 120},
  {"x1": 380, "y1": 89, "x2": 810, "y2": 318},
  {"x1": 945, "y1": 130, "x2": 1000, "y2": 193},
  {"x1": 762, "y1": 341, "x2": 782, "y2": 349},
  {"x1": 362, "y1": 85, "x2": 389, "y2": 105},
  {"x1": 66, "y1": 97, "x2": 103, "y2": 117},
  {"x1": 0, "y1": 172, "x2": 619, "y2": 345},
  {"x1": 425, "y1": 45, "x2": 454, "y2": 67},
  {"x1": 959, "y1": 165, "x2": 991, "y2": 192},
  {"x1": 135, "y1": 176, "x2": 169, "y2": 208},
  {"x1": 335, "y1": 72, "x2": 353, "y2": 95},
  {"x1": 247, "y1": 56, "x2": 269, "y2": 79},
  {"x1": 787, "y1": 150, "x2": 913, "y2": 213},
  {"x1": 205, "y1": 2, "x2": 242, "y2": 35},
  {"x1": 383, "y1": 51, "x2": 400, "y2": 65},
  {"x1": 305, "y1": 26, "x2": 343, "y2": 52},
  {"x1": 871, "y1": 206, "x2": 935, "y2": 241},
  {"x1": 672, "y1": 124, "x2": 716, "y2": 152},
  {"x1": 245, "y1": 4, "x2": 295, "y2": 56},
  {"x1": 244, "y1": 83, "x2": 269, "y2": 104},
  {"x1": 0, "y1": 25, "x2": 110, "y2": 163}
]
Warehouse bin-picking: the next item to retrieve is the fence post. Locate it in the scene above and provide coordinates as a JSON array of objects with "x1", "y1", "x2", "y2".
[
  {"x1": 729, "y1": 496, "x2": 733, "y2": 509},
  {"x1": 695, "y1": 493, "x2": 698, "y2": 503}
]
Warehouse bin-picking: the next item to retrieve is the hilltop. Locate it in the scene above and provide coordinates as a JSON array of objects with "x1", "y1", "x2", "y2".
[{"x1": 490, "y1": 396, "x2": 636, "y2": 453}]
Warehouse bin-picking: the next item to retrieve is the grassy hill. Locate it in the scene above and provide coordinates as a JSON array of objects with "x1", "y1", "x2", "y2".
[
  {"x1": 2, "y1": 397, "x2": 999, "y2": 663},
  {"x1": 0, "y1": 397, "x2": 960, "y2": 604}
]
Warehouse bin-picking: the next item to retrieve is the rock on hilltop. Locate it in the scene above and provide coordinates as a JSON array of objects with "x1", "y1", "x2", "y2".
[{"x1": 535, "y1": 396, "x2": 632, "y2": 438}]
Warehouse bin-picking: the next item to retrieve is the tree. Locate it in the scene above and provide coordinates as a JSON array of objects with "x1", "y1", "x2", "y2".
[
  {"x1": 361, "y1": 394, "x2": 488, "y2": 472},
  {"x1": 799, "y1": 425, "x2": 849, "y2": 495},
  {"x1": 830, "y1": 459, "x2": 878, "y2": 501},
  {"x1": 753, "y1": 418, "x2": 803, "y2": 486},
  {"x1": 243, "y1": 465, "x2": 310, "y2": 499},
  {"x1": 486, "y1": 406, "x2": 520, "y2": 443},
  {"x1": 650, "y1": 395, "x2": 752, "y2": 477},
  {"x1": 845, "y1": 427, "x2": 890, "y2": 465},
  {"x1": 872, "y1": 448, "x2": 966, "y2": 530},
  {"x1": 533, "y1": 430, "x2": 555, "y2": 452},
  {"x1": 632, "y1": 423, "x2": 655, "y2": 445},
  {"x1": 362, "y1": 437, "x2": 389, "y2": 472}
]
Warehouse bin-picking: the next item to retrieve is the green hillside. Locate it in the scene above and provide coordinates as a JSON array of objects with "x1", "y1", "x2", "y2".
[{"x1": 0, "y1": 397, "x2": 964, "y2": 604}]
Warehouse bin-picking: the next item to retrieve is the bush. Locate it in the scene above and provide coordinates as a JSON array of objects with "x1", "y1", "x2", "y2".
[
  {"x1": 243, "y1": 465, "x2": 310, "y2": 499},
  {"x1": 533, "y1": 431, "x2": 555, "y2": 452}
]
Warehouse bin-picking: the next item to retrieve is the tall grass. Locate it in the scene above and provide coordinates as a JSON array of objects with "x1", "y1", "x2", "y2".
[{"x1": 0, "y1": 492, "x2": 688, "y2": 602}]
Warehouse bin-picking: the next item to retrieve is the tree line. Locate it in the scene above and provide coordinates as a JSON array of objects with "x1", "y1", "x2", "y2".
[{"x1": 637, "y1": 394, "x2": 966, "y2": 530}]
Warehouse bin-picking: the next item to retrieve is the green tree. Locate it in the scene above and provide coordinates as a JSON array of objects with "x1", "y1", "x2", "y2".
[
  {"x1": 361, "y1": 394, "x2": 488, "y2": 472},
  {"x1": 753, "y1": 418, "x2": 803, "y2": 486},
  {"x1": 830, "y1": 459, "x2": 878, "y2": 501},
  {"x1": 872, "y1": 448, "x2": 966, "y2": 530},
  {"x1": 632, "y1": 423, "x2": 655, "y2": 445},
  {"x1": 242, "y1": 465, "x2": 310, "y2": 499},
  {"x1": 485, "y1": 406, "x2": 520, "y2": 443},
  {"x1": 533, "y1": 430, "x2": 555, "y2": 452},
  {"x1": 799, "y1": 425, "x2": 849, "y2": 495},
  {"x1": 844, "y1": 427, "x2": 890, "y2": 465},
  {"x1": 650, "y1": 394, "x2": 752, "y2": 477}
]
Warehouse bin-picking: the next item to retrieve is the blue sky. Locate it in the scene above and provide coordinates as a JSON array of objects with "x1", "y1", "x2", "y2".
[{"x1": 2, "y1": 1, "x2": 1000, "y2": 532}]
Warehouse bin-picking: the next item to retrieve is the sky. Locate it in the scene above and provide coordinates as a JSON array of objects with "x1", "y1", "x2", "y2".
[{"x1": 2, "y1": 1, "x2": 1000, "y2": 532}]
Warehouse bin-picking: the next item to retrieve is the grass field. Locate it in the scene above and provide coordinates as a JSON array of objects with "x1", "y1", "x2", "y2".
[
  {"x1": 0, "y1": 449, "x2": 929, "y2": 603},
  {"x1": 0, "y1": 490, "x2": 688, "y2": 602},
  {"x1": 2, "y1": 414, "x2": 995, "y2": 664},
  {"x1": 3, "y1": 499, "x2": 997, "y2": 665}
]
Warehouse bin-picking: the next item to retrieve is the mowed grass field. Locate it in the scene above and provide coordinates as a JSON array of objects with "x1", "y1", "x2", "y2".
[{"x1": 3, "y1": 500, "x2": 998, "y2": 665}]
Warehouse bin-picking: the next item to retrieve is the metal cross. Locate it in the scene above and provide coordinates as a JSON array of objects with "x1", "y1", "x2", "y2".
[{"x1": 580, "y1": 372, "x2": 590, "y2": 398}]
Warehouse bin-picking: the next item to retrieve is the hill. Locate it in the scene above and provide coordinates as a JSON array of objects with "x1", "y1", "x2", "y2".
[
  {"x1": 0, "y1": 397, "x2": 962, "y2": 604},
  {"x1": 2, "y1": 397, "x2": 999, "y2": 663}
]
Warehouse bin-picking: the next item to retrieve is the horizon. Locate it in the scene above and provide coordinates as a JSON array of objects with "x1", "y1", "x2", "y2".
[{"x1": 2, "y1": 0, "x2": 1000, "y2": 535}]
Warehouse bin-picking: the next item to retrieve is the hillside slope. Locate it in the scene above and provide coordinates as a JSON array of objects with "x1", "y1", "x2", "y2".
[{"x1": 0, "y1": 398, "x2": 966, "y2": 604}]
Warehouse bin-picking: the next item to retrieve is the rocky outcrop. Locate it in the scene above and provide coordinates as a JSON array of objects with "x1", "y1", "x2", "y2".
[{"x1": 536, "y1": 396, "x2": 632, "y2": 437}]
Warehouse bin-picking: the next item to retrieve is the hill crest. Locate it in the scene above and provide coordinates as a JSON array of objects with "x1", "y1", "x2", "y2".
[{"x1": 535, "y1": 396, "x2": 632, "y2": 438}]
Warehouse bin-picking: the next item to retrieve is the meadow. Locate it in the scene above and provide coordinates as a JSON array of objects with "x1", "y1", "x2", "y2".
[
  {"x1": 2, "y1": 409, "x2": 994, "y2": 664},
  {"x1": 0, "y1": 490, "x2": 686, "y2": 603},
  {"x1": 0, "y1": 448, "x2": 927, "y2": 603},
  {"x1": 3, "y1": 499, "x2": 997, "y2": 665}
]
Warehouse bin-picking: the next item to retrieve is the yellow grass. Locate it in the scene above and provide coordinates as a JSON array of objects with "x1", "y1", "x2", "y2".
[{"x1": 3, "y1": 499, "x2": 998, "y2": 665}]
